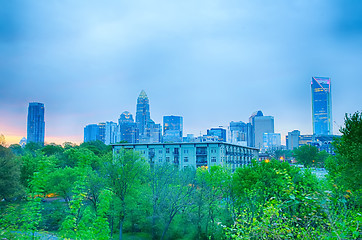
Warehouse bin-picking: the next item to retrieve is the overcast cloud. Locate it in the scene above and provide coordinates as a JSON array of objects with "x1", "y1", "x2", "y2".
[{"x1": 1, "y1": 0, "x2": 361, "y2": 144}]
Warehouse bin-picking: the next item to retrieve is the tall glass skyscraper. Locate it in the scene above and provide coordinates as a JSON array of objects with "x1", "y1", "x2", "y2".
[
  {"x1": 136, "y1": 90, "x2": 151, "y2": 136},
  {"x1": 27, "y1": 102, "x2": 45, "y2": 145},
  {"x1": 163, "y1": 115, "x2": 183, "y2": 142},
  {"x1": 119, "y1": 111, "x2": 138, "y2": 143},
  {"x1": 311, "y1": 77, "x2": 332, "y2": 135}
]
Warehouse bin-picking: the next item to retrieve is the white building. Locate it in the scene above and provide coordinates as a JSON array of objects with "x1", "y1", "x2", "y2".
[
  {"x1": 263, "y1": 133, "x2": 281, "y2": 151},
  {"x1": 112, "y1": 142, "x2": 259, "y2": 171}
]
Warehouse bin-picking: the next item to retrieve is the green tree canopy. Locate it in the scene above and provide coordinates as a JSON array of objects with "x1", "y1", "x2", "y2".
[
  {"x1": 0, "y1": 146, "x2": 24, "y2": 201},
  {"x1": 326, "y1": 111, "x2": 362, "y2": 203}
]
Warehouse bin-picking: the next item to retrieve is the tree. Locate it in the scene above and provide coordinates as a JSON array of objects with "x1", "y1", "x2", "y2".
[
  {"x1": 80, "y1": 141, "x2": 111, "y2": 156},
  {"x1": 293, "y1": 145, "x2": 319, "y2": 167},
  {"x1": 9, "y1": 144, "x2": 24, "y2": 156},
  {"x1": 0, "y1": 134, "x2": 5, "y2": 146},
  {"x1": 0, "y1": 146, "x2": 24, "y2": 200},
  {"x1": 326, "y1": 111, "x2": 362, "y2": 203},
  {"x1": 105, "y1": 149, "x2": 148, "y2": 240}
]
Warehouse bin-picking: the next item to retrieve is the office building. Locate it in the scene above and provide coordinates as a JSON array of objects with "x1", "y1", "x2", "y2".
[
  {"x1": 249, "y1": 111, "x2": 274, "y2": 150},
  {"x1": 112, "y1": 142, "x2": 259, "y2": 171},
  {"x1": 311, "y1": 77, "x2": 332, "y2": 135},
  {"x1": 163, "y1": 115, "x2": 183, "y2": 142},
  {"x1": 105, "y1": 121, "x2": 118, "y2": 145},
  {"x1": 263, "y1": 133, "x2": 281, "y2": 151},
  {"x1": 136, "y1": 90, "x2": 151, "y2": 137},
  {"x1": 229, "y1": 121, "x2": 248, "y2": 146},
  {"x1": 141, "y1": 120, "x2": 161, "y2": 143},
  {"x1": 27, "y1": 102, "x2": 45, "y2": 145},
  {"x1": 98, "y1": 123, "x2": 106, "y2": 143},
  {"x1": 84, "y1": 124, "x2": 99, "y2": 142},
  {"x1": 286, "y1": 130, "x2": 300, "y2": 150},
  {"x1": 248, "y1": 110, "x2": 264, "y2": 147},
  {"x1": 118, "y1": 111, "x2": 138, "y2": 143},
  {"x1": 207, "y1": 128, "x2": 227, "y2": 142}
]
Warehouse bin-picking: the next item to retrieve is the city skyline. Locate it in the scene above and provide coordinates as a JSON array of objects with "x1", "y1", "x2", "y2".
[{"x1": 1, "y1": 1, "x2": 362, "y2": 145}]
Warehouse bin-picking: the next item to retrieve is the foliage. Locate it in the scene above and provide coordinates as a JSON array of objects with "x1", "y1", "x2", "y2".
[
  {"x1": 1, "y1": 138, "x2": 361, "y2": 239},
  {"x1": 80, "y1": 140, "x2": 112, "y2": 156},
  {"x1": 9, "y1": 143, "x2": 24, "y2": 156},
  {"x1": 326, "y1": 111, "x2": 362, "y2": 206},
  {"x1": 293, "y1": 144, "x2": 327, "y2": 167},
  {"x1": 0, "y1": 145, "x2": 24, "y2": 201}
]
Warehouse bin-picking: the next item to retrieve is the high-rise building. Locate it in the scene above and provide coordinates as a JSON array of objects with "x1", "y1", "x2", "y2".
[
  {"x1": 163, "y1": 115, "x2": 183, "y2": 142},
  {"x1": 98, "y1": 123, "x2": 106, "y2": 143},
  {"x1": 263, "y1": 133, "x2": 281, "y2": 151},
  {"x1": 84, "y1": 124, "x2": 99, "y2": 142},
  {"x1": 136, "y1": 90, "x2": 151, "y2": 137},
  {"x1": 229, "y1": 121, "x2": 248, "y2": 145},
  {"x1": 286, "y1": 130, "x2": 300, "y2": 150},
  {"x1": 248, "y1": 110, "x2": 264, "y2": 147},
  {"x1": 253, "y1": 115, "x2": 274, "y2": 150},
  {"x1": 27, "y1": 102, "x2": 45, "y2": 145},
  {"x1": 105, "y1": 121, "x2": 118, "y2": 145},
  {"x1": 118, "y1": 111, "x2": 138, "y2": 143},
  {"x1": 311, "y1": 77, "x2": 332, "y2": 135},
  {"x1": 141, "y1": 120, "x2": 161, "y2": 143},
  {"x1": 84, "y1": 123, "x2": 107, "y2": 143},
  {"x1": 207, "y1": 128, "x2": 227, "y2": 142}
]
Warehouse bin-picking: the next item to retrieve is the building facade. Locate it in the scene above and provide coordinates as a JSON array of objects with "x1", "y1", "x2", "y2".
[
  {"x1": 136, "y1": 90, "x2": 151, "y2": 137},
  {"x1": 207, "y1": 128, "x2": 227, "y2": 142},
  {"x1": 248, "y1": 110, "x2": 264, "y2": 147},
  {"x1": 118, "y1": 111, "x2": 138, "y2": 143},
  {"x1": 84, "y1": 124, "x2": 99, "y2": 142},
  {"x1": 311, "y1": 77, "x2": 332, "y2": 135},
  {"x1": 286, "y1": 130, "x2": 300, "y2": 150},
  {"x1": 105, "y1": 121, "x2": 118, "y2": 145},
  {"x1": 27, "y1": 102, "x2": 45, "y2": 145},
  {"x1": 263, "y1": 133, "x2": 281, "y2": 151},
  {"x1": 253, "y1": 116, "x2": 274, "y2": 150},
  {"x1": 112, "y1": 142, "x2": 259, "y2": 171},
  {"x1": 229, "y1": 121, "x2": 248, "y2": 146},
  {"x1": 163, "y1": 115, "x2": 183, "y2": 142}
]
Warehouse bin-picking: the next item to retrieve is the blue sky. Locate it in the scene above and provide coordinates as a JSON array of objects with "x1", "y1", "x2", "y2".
[{"x1": 1, "y1": 0, "x2": 361, "y2": 144}]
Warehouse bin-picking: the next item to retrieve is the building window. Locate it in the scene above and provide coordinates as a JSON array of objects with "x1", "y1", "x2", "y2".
[
  {"x1": 166, "y1": 148, "x2": 170, "y2": 153},
  {"x1": 159, "y1": 150, "x2": 163, "y2": 154},
  {"x1": 211, "y1": 157, "x2": 216, "y2": 162},
  {"x1": 184, "y1": 149, "x2": 188, "y2": 154},
  {"x1": 184, "y1": 157, "x2": 188, "y2": 162},
  {"x1": 159, "y1": 157, "x2": 163, "y2": 163},
  {"x1": 166, "y1": 157, "x2": 170, "y2": 162}
]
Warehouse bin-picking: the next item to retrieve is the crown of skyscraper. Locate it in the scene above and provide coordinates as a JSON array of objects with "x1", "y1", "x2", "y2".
[{"x1": 138, "y1": 90, "x2": 148, "y2": 100}]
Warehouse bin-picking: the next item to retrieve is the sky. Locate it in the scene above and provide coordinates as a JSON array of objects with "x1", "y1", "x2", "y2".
[{"x1": 1, "y1": 0, "x2": 362, "y2": 145}]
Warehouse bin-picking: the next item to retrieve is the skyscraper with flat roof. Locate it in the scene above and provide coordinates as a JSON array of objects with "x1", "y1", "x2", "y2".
[
  {"x1": 27, "y1": 102, "x2": 45, "y2": 145},
  {"x1": 311, "y1": 77, "x2": 332, "y2": 135},
  {"x1": 163, "y1": 115, "x2": 183, "y2": 142}
]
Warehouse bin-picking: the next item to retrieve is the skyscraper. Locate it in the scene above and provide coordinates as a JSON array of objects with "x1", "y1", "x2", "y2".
[
  {"x1": 248, "y1": 110, "x2": 264, "y2": 147},
  {"x1": 229, "y1": 121, "x2": 248, "y2": 145},
  {"x1": 84, "y1": 123, "x2": 107, "y2": 143},
  {"x1": 84, "y1": 124, "x2": 99, "y2": 142},
  {"x1": 254, "y1": 116, "x2": 274, "y2": 150},
  {"x1": 163, "y1": 115, "x2": 183, "y2": 142},
  {"x1": 118, "y1": 111, "x2": 138, "y2": 143},
  {"x1": 105, "y1": 121, "x2": 118, "y2": 145},
  {"x1": 311, "y1": 77, "x2": 332, "y2": 135},
  {"x1": 27, "y1": 102, "x2": 45, "y2": 145},
  {"x1": 286, "y1": 130, "x2": 300, "y2": 150},
  {"x1": 136, "y1": 90, "x2": 151, "y2": 137}
]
